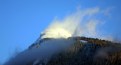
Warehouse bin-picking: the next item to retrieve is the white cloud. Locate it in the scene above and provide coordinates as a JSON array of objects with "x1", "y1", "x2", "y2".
[{"x1": 41, "y1": 7, "x2": 101, "y2": 39}]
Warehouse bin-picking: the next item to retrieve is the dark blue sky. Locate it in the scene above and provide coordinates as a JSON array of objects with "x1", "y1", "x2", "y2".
[{"x1": 0, "y1": 0, "x2": 121, "y2": 63}]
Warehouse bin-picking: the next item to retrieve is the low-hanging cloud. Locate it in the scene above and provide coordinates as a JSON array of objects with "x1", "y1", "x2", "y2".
[{"x1": 4, "y1": 38, "x2": 75, "y2": 65}]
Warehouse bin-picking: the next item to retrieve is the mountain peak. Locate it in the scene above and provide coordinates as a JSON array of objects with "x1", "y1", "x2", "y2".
[{"x1": 4, "y1": 36, "x2": 121, "y2": 65}]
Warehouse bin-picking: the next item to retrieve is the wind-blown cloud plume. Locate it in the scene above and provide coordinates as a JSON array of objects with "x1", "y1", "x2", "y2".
[{"x1": 41, "y1": 7, "x2": 101, "y2": 39}]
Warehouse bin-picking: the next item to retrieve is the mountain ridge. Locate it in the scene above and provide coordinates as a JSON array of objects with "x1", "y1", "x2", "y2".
[
  {"x1": 4, "y1": 36, "x2": 121, "y2": 65},
  {"x1": 28, "y1": 36, "x2": 121, "y2": 65}
]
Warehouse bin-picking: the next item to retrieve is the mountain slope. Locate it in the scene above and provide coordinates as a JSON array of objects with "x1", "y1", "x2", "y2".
[
  {"x1": 28, "y1": 37, "x2": 121, "y2": 65},
  {"x1": 4, "y1": 37, "x2": 121, "y2": 65}
]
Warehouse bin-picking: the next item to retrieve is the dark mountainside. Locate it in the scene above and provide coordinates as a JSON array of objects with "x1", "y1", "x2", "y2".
[{"x1": 28, "y1": 37, "x2": 121, "y2": 65}]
